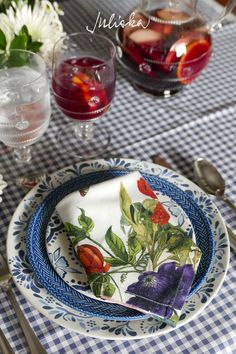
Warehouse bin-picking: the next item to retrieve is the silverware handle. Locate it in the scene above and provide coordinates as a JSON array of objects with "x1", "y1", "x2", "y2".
[
  {"x1": 6, "y1": 287, "x2": 47, "y2": 354},
  {"x1": 0, "y1": 328, "x2": 14, "y2": 354},
  {"x1": 222, "y1": 196, "x2": 236, "y2": 214},
  {"x1": 227, "y1": 226, "x2": 236, "y2": 251}
]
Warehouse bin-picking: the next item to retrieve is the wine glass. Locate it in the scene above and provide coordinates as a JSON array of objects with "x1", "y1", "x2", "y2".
[
  {"x1": 52, "y1": 32, "x2": 116, "y2": 158},
  {"x1": 0, "y1": 49, "x2": 51, "y2": 162}
]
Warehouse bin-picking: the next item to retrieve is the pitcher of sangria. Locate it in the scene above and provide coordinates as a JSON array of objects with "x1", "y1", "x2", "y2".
[{"x1": 116, "y1": 0, "x2": 236, "y2": 97}]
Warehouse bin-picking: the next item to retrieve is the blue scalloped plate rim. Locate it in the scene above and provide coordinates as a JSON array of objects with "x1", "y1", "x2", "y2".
[{"x1": 26, "y1": 169, "x2": 214, "y2": 321}]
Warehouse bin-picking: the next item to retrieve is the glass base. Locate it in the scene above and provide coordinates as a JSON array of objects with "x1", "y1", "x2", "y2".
[
  {"x1": 134, "y1": 84, "x2": 182, "y2": 98},
  {"x1": 57, "y1": 121, "x2": 110, "y2": 158},
  {"x1": 14, "y1": 146, "x2": 32, "y2": 162}
]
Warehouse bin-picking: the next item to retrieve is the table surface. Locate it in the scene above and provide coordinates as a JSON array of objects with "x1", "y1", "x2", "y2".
[{"x1": 0, "y1": 0, "x2": 236, "y2": 353}]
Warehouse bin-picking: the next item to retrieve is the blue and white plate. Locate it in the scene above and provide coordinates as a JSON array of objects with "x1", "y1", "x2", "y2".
[
  {"x1": 26, "y1": 169, "x2": 214, "y2": 321},
  {"x1": 46, "y1": 193, "x2": 195, "y2": 300},
  {"x1": 7, "y1": 159, "x2": 229, "y2": 339}
]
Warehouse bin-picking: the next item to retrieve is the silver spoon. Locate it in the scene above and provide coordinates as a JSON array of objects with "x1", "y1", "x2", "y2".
[
  {"x1": 194, "y1": 158, "x2": 236, "y2": 214},
  {"x1": 194, "y1": 158, "x2": 236, "y2": 250}
]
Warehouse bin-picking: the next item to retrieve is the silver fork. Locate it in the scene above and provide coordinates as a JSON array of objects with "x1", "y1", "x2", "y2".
[
  {"x1": 0, "y1": 253, "x2": 48, "y2": 354},
  {"x1": 0, "y1": 328, "x2": 14, "y2": 354}
]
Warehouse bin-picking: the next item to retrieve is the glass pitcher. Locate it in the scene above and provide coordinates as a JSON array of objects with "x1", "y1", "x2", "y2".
[{"x1": 116, "y1": 0, "x2": 236, "y2": 97}]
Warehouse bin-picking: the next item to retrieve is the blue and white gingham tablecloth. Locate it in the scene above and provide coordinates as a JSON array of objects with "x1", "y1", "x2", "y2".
[{"x1": 0, "y1": 0, "x2": 236, "y2": 353}]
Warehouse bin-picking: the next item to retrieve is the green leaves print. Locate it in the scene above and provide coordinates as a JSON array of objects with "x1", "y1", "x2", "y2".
[
  {"x1": 105, "y1": 227, "x2": 128, "y2": 263},
  {"x1": 64, "y1": 208, "x2": 94, "y2": 246},
  {"x1": 103, "y1": 226, "x2": 146, "y2": 271},
  {"x1": 119, "y1": 183, "x2": 200, "y2": 271},
  {"x1": 65, "y1": 182, "x2": 201, "y2": 300},
  {"x1": 88, "y1": 273, "x2": 116, "y2": 298}
]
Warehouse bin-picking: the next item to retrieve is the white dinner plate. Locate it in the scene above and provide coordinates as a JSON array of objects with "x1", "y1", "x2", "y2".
[{"x1": 7, "y1": 158, "x2": 229, "y2": 339}]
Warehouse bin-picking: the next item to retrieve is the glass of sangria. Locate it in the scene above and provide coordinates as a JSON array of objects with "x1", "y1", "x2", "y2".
[
  {"x1": 116, "y1": 0, "x2": 213, "y2": 97},
  {"x1": 52, "y1": 32, "x2": 116, "y2": 158},
  {"x1": 0, "y1": 49, "x2": 51, "y2": 162}
]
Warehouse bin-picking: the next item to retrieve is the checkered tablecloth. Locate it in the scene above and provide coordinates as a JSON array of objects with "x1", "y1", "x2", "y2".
[{"x1": 0, "y1": 0, "x2": 236, "y2": 353}]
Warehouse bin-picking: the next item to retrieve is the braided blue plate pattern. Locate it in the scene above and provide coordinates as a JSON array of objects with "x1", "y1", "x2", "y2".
[{"x1": 26, "y1": 169, "x2": 214, "y2": 321}]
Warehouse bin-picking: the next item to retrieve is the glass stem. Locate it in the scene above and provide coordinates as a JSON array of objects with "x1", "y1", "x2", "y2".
[
  {"x1": 74, "y1": 121, "x2": 94, "y2": 140},
  {"x1": 14, "y1": 146, "x2": 31, "y2": 162}
]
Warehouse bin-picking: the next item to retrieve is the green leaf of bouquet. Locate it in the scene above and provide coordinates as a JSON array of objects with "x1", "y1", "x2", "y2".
[
  {"x1": 166, "y1": 228, "x2": 193, "y2": 253},
  {"x1": 179, "y1": 249, "x2": 191, "y2": 265},
  {"x1": 133, "y1": 202, "x2": 146, "y2": 214},
  {"x1": 135, "y1": 253, "x2": 149, "y2": 271},
  {"x1": 0, "y1": 30, "x2": 7, "y2": 50},
  {"x1": 169, "y1": 312, "x2": 179, "y2": 323},
  {"x1": 27, "y1": 41, "x2": 43, "y2": 52},
  {"x1": 142, "y1": 198, "x2": 158, "y2": 212},
  {"x1": 192, "y1": 248, "x2": 201, "y2": 270},
  {"x1": 19, "y1": 25, "x2": 37, "y2": 50},
  {"x1": 128, "y1": 236, "x2": 142, "y2": 263},
  {"x1": 105, "y1": 226, "x2": 128, "y2": 262},
  {"x1": 133, "y1": 202, "x2": 152, "y2": 225},
  {"x1": 120, "y1": 214, "x2": 129, "y2": 234},
  {"x1": 133, "y1": 202, "x2": 155, "y2": 244},
  {"x1": 10, "y1": 34, "x2": 27, "y2": 50},
  {"x1": 155, "y1": 228, "x2": 169, "y2": 248},
  {"x1": 104, "y1": 257, "x2": 127, "y2": 266},
  {"x1": 120, "y1": 183, "x2": 133, "y2": 224},
  {"x1": 28, "y1": 0, "x2": 36, "y2": 8},
  {"x1": 64, "y1": 222, "x2": 87, "y2": 242},
  {"x1": 90, "y1": 279, "x2": 103, "y2": 297},
  {"x1": 0, "y1": 53, "x2": 6, "y2": 66},
  {"x1": 102, "y1": 283, "x2": 116, "y2": 297},
  {"x1": 164, "y1": 226, "x2": 201, "y2": 266},
  {"x1": 88, "y1": 273, "x2": 111, "y2": 297},
  {"x1": 120, "y1": 272, "x2": 128, "y2": 283},
  {"x1": 78, "y1": 208, "x2": 94, "y2": 234},
  {"x1": 19, "y1": 25, "x2": 30, "y2": 38},
  {"x1": 130, "y1": 204, "x2": 137, "y2": 224}
]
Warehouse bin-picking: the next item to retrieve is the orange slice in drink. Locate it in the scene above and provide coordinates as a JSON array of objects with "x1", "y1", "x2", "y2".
[
  {"x1": 72, "y1": 71, "x2": 108, "y2": 114},
  {"x1": 177, "y1": 39, "x2": 211, "y2": 84},
  {"x1": 156, "y1": 9, "x2": 190, "y2": 21},
  {"x1": 72, "y1": 72, "x2": 90, "y2": 88}
]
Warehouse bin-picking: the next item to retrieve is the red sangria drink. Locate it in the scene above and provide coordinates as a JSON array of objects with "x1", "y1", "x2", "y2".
[
  {"x1": 52, "y1": 33, "x2": 116, "y2": 157},
  {"x1": 52, "y1": 57, "x2": 115, "y2": 120},
  {"x1": 117, "y1": 7, "x2": 212, "y2": 96}
]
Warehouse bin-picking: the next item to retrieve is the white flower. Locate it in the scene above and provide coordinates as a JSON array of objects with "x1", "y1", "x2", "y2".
[{"x1": 5, "y1": 0, "x2": 65, "y2": 64}]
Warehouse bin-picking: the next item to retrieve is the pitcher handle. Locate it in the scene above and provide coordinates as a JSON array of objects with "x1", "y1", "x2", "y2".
[{"x1": 210, "y1": 0, "x2": 236, "y2": 32}]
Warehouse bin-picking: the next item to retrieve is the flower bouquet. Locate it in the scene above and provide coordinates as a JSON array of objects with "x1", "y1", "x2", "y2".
[{"x1": 0, "y1": 0, "x2": 65, "y2": 65}]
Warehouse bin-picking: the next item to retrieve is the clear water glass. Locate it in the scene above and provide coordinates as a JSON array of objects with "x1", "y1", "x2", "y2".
[{"x1": 0, "y1": 49, "x2": 51, "y2": 162}]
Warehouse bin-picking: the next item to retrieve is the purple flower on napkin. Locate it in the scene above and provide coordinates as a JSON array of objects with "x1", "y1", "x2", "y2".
[{"x1": 126, "y1": 262, "x2": 194, "y2": 318}]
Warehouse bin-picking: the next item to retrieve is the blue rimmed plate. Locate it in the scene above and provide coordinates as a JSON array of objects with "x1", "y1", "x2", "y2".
[
  {"x1": 26, "y1": 169, "x2": 214, "y2": 321},
  {"x1": 7, "y1": 159, "x2": 229, "y2": 339}
]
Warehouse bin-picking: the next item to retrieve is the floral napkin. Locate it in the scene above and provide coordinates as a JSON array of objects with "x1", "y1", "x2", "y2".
[{"x1": 56, "y1": 172, "x2": 201, "y2": 326}]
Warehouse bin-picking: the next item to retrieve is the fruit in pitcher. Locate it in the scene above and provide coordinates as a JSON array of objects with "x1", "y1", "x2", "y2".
[
  {"x1": 123, "y1": 12, "x2": 148, "y2": 40},
  {"x1": 119, "y1": 7, "x2": 212, "y2": 93},
  {"x1": 156, "y1": 8, "x2": 191, "y2": 21},
  {"x1": 149, "y1": 21, "x2": 172, "y2": 35},
  {"x1": 123, "y1": 42, "x2": 145, "y2": 65},
  {"x1": 129, "y1": 28, "x2": 163, "y2": 44},
  {"x1": 177, "y1": 39, "x2": 211, "y2": 84}
]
